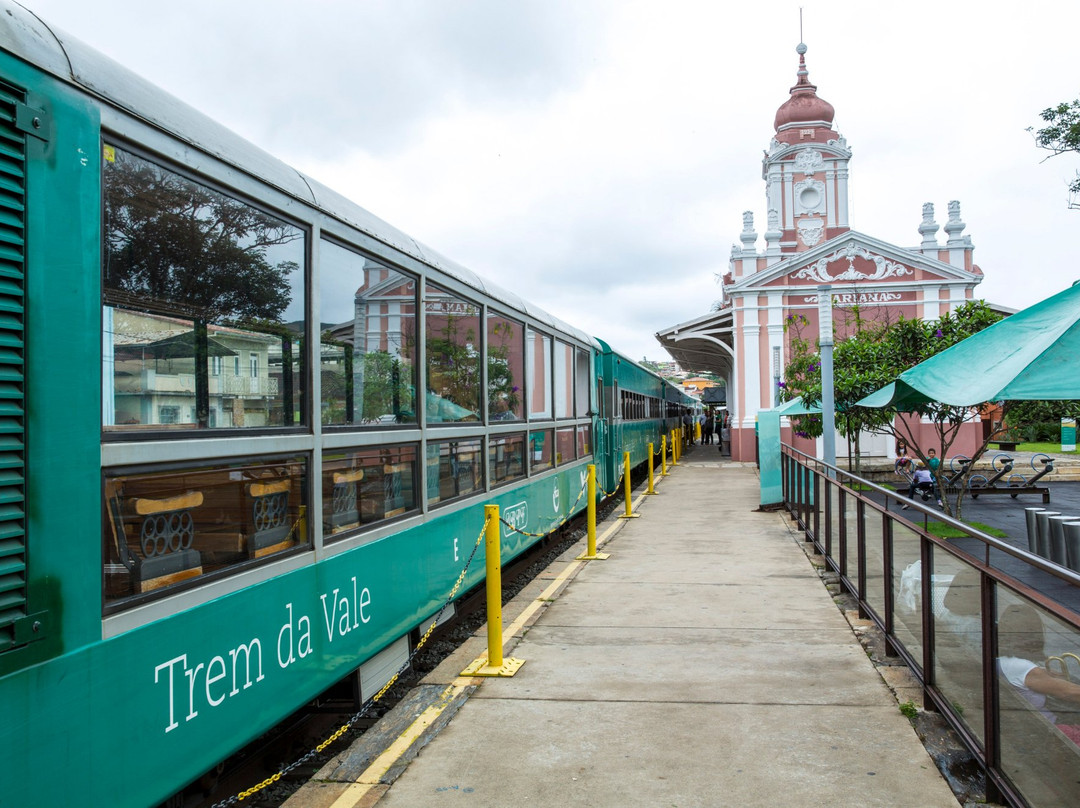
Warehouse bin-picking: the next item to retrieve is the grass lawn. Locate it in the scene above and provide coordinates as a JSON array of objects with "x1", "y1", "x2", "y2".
[
  {"x1": 926, "y1": 520, "x2": 1008, "y2": 539},
  {"x1": 988, "y1": 441, "x2": 1076, "y2": 455}
]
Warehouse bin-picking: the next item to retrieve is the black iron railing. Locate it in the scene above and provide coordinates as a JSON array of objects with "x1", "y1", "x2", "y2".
[{"x1": 782, "y1": 444, "x2": 1080, "y2": 808}]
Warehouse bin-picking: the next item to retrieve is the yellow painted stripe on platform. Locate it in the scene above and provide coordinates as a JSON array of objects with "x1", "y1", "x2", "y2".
[{"x1": 328, "y1": 684, "x2": 466, "y2": 808}]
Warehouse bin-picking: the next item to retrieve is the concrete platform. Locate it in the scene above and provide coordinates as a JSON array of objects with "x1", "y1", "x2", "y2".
[{"x1": 285, "y1": 446, "x2": 960, "y2": 808}]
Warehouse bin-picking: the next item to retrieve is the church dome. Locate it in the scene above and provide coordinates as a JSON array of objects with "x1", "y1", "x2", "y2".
[{"x1": 773, "y1": 43, "x2": 835, "y2": 131}]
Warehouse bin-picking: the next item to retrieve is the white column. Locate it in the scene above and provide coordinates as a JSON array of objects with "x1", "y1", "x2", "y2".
[
  {"x1": 766, "y1": 292, "x2": 785, "y2": 408},
  {"x1": 742, "y1": 310, "x2": 762, "y2": 428},
  {"x1": 824, "y1": 168, "x2": 836, "y2": 229},
  {"x1": 836, "y1": 168, "x2": 850, "y2": 228},
  {"x1": 783, "y1": 171, "x2": 795, "y2": 229}
]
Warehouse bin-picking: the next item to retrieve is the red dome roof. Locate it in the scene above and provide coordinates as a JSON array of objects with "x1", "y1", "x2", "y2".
[{"x1": 773, "y1": 43, "x2": 835, "y2": 131}]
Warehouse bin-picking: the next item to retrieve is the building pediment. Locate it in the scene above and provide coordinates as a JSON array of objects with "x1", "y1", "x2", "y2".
[{"x1": 729, "y1": 230, "x2": 980, "y2": 294}]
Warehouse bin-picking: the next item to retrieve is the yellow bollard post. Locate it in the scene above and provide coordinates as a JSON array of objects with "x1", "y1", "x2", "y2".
[
  {"x1": 661, "y1": 434, "x2": 668, "y2": 476},
  {"x1": 695, "y1": 421, "x2": 701, "y2": 443},
  {"x1": 577, "y1": 464, "x2": 610, "y2": 560},
  {"x1": 646, "y1": 442, "x2": 657, "y2": 494},
  {"x1": 673, "y1": 429, "x2": 680, "y2": 465},
  {"x1": 461, "y1": 505, "x2": 525, "y2": 677},
  {"x1": 619, "y1": 451, "x2": 640, "y2": 519}
]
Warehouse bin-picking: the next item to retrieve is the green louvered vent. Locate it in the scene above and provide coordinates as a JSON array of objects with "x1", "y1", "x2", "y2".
[{"x1": 0, "y1": 82, "x2": 26, "y2": 653}]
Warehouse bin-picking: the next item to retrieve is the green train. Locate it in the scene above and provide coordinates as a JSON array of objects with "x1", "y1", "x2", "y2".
[{"x1": 0, "y1": 4, "x2": 699, "y2": 806}]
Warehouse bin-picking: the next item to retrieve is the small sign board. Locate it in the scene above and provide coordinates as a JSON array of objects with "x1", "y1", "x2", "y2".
[{"x1": 1063, "y1": 418, "x2": 1076, "y2": 452}]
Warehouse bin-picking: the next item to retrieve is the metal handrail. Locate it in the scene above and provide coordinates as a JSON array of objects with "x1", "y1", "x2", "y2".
[{"x1": 781, "y1": 443, "x2": 1080, "y2": 808}]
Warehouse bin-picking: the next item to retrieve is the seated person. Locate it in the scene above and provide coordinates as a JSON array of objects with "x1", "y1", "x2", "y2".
[
  {"x1": 998, "y1": 602, "x2": 1080, "y2": 745},
  {"x1": 901, "y1": 463, "x2": 934, "y2": 509}
]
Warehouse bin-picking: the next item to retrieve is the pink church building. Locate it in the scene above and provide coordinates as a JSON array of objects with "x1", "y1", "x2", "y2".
[{"x1": 657, "y1": 43, "x2": 989, "y2": 463}]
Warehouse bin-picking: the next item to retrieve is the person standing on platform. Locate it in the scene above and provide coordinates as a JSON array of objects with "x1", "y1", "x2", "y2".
[{"x1": 703, "y1": 412, "x2": 715, "y2": 445}]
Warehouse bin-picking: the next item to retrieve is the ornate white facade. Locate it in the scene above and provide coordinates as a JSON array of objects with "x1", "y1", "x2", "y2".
[{"x1": 656, "y1": 42, "x2": 985, "y2": 462}]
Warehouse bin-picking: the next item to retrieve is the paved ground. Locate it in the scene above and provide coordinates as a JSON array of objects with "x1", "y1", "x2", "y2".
[{"x1": 286, "y1": 448, "x2": 961, "y2": 808}]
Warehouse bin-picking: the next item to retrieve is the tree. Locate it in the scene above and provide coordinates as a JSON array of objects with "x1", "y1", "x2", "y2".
[
  {"x1": 103, "y1": 148, "x2": 299, "y2": 323},
  {"x1": 1031, "y1": 98, "x2": 1080, "y2": 205},
  {"x1": 782, "y1": 300, "x2": 1004, "y2": 517}
]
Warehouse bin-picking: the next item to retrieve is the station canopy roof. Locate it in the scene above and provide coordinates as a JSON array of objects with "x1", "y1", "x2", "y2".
[
  {"x1": 655, "y1": 307, "x2": 734, "y2": 378},
  {"x1": 857, "y1": 283, "x2": 1080, "y2": 409}
]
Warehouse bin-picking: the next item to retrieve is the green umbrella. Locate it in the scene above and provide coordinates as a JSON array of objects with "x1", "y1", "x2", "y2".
[{"x1": 857, "y1": 283, "x2": 1080, "y2": 409}]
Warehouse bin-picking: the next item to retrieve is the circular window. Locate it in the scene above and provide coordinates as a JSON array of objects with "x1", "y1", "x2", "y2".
[{"x1": 799, "y1": 186, "x2": 821, "y2": 210}]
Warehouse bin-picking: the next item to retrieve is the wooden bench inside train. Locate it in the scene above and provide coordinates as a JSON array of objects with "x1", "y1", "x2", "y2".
[{"x1": 105, "y1": 468, "x2": 304, "y2": 594}]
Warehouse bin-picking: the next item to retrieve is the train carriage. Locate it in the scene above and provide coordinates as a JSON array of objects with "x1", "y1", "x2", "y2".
[{"x1": 0, "y1": 5, "x2": 694, "y2": 806}]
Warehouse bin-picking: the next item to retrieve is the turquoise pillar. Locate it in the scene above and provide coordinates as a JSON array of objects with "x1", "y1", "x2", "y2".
[{"x1": 758, "y1": 408, "x2": 782, "y2": 506}]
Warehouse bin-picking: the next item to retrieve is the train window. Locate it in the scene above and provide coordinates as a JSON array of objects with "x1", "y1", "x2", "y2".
[
  {"x1": 554, "y1": 341, "x2": 573, "y2": 419},
  {"x1": 320, "y1": 240, "x2": 417, "y2": 426},
  {"x1": 555, "y1": 427, "x2": 575, "y2": 464},
  {"x1": 426, "y1": 438, "x2": 483, "y2": 505},
  {"x1": 575, "y1": 349, "x2": 590, "y2": 417},
  {"x1": 528, "y1": 429, "x2": 553, "y2": 471},
  {"x1": 526, "y1": 330, "x2": 552, "y2": 420},
  {"x1": 322, "y1": 445, "x2": 418, "y2": 538},
  {"x1": 576, "y1": 425, "x2": 592, "y2": 457},
  {"x1": 102, "y1": 145, "x2": 305, "y2": 432},
  {"x1": 103, "y1": 456, "x2": 308, "y2": 608},
  {"x1": 425, "y1": 282, "x2": 481, "y2": 424},
  {"x1": 487, "y1": 314, "x2": 524, "y2": 422},
  {"x1": 489, "y1": 434, "x2": 526, "y2": 486}
]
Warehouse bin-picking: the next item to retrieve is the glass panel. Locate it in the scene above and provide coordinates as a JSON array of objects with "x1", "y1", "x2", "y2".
[
  {"x1": 103, "y1": 457, "x2": 308, "y2": 606},
  {"x1": 103, "y1": 145, "x2": 305, "y2": 431},
  {"x1": 526, "y1": 329, "x2": 552, "y2": 419},
  {"x1": 577, "y1": 424, "x2": 592, "y2": 457},
  {"x1": 556, "y1": 427, "x2": 575, "y2": 465},
  {"x1": 575, "y1": 349, "x2": 590, "y2": 417},
  {"x1": 933, "y1": 554, "x2": 984, "y2": 744},
  {"x1": 844, "y1": 490, "x2": 859, "y2": 583},
  {"x1": 487, "y1": 314, "x2": 524, "y2": 421},
  {"x1": 427, "y1": 437, "x2": 483, "y2": 505},
  {"x1": 554, "y1": 340, "x2": 573, "y2": 418},
  {"x1": 425, "y1": 282, "x2": 481, "y2": 423},
  {"x1": 529, "y1": 429, "x2": 554, "y2": 471},
  {"x1": 322, "y1": 445, "x2": 417, "y2": 537},
  {"x1": 996, "y1": 591, "x2": 1080, "y2": 806},
  {"x1": 864, "y1": 506, "x2": 885, "y2": 620},
  {"x1": 826, "y1": 481, "x2": 839, "y2": 559},
  {"x1": 489, "y1": 434, "x2": 526, "y2": 486},
  {"x1": 891, "y1": 521, "x2": 924, "y2": 669},
  {"x1": 319, "y1": 240, "x2": 417, "y2": 426}
]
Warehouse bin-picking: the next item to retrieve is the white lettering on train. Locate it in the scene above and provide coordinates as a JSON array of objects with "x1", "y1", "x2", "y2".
[{"x1": 154, "y1": 639, "x2": 265, "y2": 733}]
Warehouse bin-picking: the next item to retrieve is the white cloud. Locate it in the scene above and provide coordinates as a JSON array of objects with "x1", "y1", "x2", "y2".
[{"x1": 22, "y1": 0, "x2": 1080, "y2": 360}]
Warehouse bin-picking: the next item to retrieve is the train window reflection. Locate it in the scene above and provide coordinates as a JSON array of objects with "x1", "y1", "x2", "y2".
[
  {"x1": 526, "y1": 330, "x2": 552, "y2": 420},
  {"x1": 575, "y1": 349, "x2": 590, "y2": 417},
  {"x1": 427, "y1": 438, "x2": 483, "y2": 505},
  {"x1": 529, "y1": 429, "x2": 554, "y2": 471},
  {"x1": 320, "y1": 240, "x2": 417, "y2": 426},
  {"x1": 322, "y1": 445, "x2": 418, "y2": 537},
  {"x1": 425, "y1": 282, "x2": 481, "y2": 424},
  {"x1": 556, "y1": 427, "x2": 575, "y2": 464},
  {"x1": 489, "y1": 434, "x2": 526, "y2": 486},
  {"x1": 488, "y1": 313, "x2": 524, "y2": 421},
  {"x1": 103, "y1": 456, "x2": 308, "y2": 607},
  {"x1": 555, "y1": 341, "x2": 573, "y2": 418},
  {"x1": 102, "y1": 145, "x2": 305, "y2": 432},
  {"x1": 577, "y1": 425, "x2": 592, "y2": 457}
]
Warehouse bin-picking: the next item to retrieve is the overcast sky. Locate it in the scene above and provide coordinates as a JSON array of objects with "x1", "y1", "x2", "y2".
[{"x1": 21, "y1": 0, "x2": 1080, "y2": 362}]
